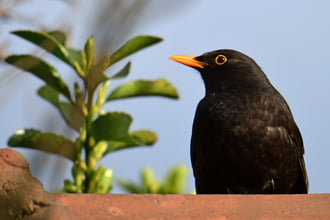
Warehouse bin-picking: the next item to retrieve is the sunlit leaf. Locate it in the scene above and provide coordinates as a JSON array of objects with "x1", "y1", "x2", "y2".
[
  {"x1": 110, "y1": 62, "x2": 131, "y2": 79},
  {"x1": 116, "y1": 167, "x2": 160, "y2": 194},
  {"x1": 86, "y1": 56, "x2": 109, "y2": 94},
  {"x1": 107, "y1": 78, "x2": 179, "y2": 101},
  {"x1": 88, "y1": 165, "x2": 113, "y2": 193},
  {"x1": 93, "y1": 80, "x2": 110, "y2": 114},
  {"x1": 117, "y1": 165, "x2": 189, "y2": 194},
  {"x1": 141, "y1": 167, "x2": 160, "y2": 193},
  {"x1": 162, "y1": 165, "x2": 188, "y2": 194},
  {"x1": 67, "y1": 49, "x2": 83, "y2": 68},
  {"x1": 99, "y1": 129, "x2": 157, "y2": 155},
  {"x1": 11, "y1": 30, "x2": 81, "y2": 67},
  {"x1": 108, "y1": 35, "x2": 162, "y2": 66},
  {"x1": 71, "y1": 163, "x2": 86, "y2": 192},
  {"x1": 47, "y1": 30, "x2": 67, "y2": 45},
  {"x1": 84, "y1": 36, "x2": 96, "y2": 71},
  {"x1": 130, "y1": 130, "x2": 157, "y2": 146},
  {"x1": 5, "y1": 55, "x2": 72, "y2": 101},
  {"x1": 8, "y1": 129, "x2": 77, "y2": 161}
]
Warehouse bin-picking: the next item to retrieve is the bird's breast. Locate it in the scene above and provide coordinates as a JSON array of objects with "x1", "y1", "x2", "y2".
[{"x1": 202, "y1": 92, "x2": 249, "y2": 126}]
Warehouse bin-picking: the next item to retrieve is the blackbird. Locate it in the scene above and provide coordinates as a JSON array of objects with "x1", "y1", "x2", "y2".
[{"x1": 170, "y1": 49, "x2": 308, "y2": 194}]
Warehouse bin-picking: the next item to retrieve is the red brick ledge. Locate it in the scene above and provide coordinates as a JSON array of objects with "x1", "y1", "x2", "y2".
[
  {"x1": 1, "y1": 148, "x2": 329, "y2": 219},
  {"x1": 55, "y1": 193, "x2": 330, "y2": 220}
]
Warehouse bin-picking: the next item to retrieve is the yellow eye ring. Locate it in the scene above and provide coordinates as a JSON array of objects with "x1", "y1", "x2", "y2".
[{"x1": 215, "y1": 54, "x2": 227, "y2": 65}]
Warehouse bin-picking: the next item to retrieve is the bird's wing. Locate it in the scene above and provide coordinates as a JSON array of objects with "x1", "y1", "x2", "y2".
[
  {"x1": 261, "y1": 93, "x2": 309, "y2": 193},
  {"x1": 278, "y1": 93, "x2": 309, "y2": 192},
  {"x1": 288, "y1": 122, "x2": 309, "y2": 193},
  {"x1": 227, "y1": 92, "x2": 309, "y2": 193}
]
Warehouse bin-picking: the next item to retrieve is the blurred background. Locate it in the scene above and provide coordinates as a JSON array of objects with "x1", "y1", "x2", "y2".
[{"x1": 0, "y1": 0, "x2": 329, "y2": 193}]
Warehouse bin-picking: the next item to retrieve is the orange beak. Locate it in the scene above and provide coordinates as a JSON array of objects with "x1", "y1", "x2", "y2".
[{"x1": 169, "y1": 55, "x2": 207, "y2": 69}]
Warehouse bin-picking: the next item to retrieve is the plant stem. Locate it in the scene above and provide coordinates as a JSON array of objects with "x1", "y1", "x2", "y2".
[{"x1": 83, "y1": 87, "x2": 96, "y2": 192}]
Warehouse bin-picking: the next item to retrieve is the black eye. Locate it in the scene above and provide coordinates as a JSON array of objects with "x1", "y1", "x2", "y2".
[{"x1": 215, "y1": 54, "x2": 227, "y2": 65}]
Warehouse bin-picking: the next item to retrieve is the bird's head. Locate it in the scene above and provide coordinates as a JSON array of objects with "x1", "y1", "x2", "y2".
[{"x1": 170, "y1": 49, "x2": 271, "y2": 93}]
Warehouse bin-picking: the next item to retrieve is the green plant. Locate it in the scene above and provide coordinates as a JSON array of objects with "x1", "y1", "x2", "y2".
[
  {"x1": 4, "y1": 30, "x2": 179, "y2": 193},
  {"x1": 117, "y1": 165, "x2": 191, "y2": 194}
]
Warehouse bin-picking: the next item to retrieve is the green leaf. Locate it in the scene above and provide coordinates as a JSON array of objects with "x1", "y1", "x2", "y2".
[
  {"x1": 84, "y1": 36, "x2": 96, "y2": 71},
  {"x1": 117, "y1": 179, "x2": 140, "y2": 193},
  {"x1": 74, "y1": 82, "x2": 84, "y2": 105},
  {"x1": 94, "y1": 80, "x2": 110, "y2": 115},
  {"x1": 11, "y1": 30, "x2": 81, "y2": 68},
  {"x1": 5, "y1": 55, "x2": 72, "y2": 101},
  {"x1": 141, "y1": 167, "x2": 160, "y2": 193},
  {"x1": 67, "y1": 48, "x2": 83, "y2": 69},
  {"x1": 107, "y1": 78, "x2": 179, "y2": 101},
  {"x1": 162, "y1": 165, "x2": 188, "y2": 194},
  {"x1": 47, "y1": 30, "x2": 67, "y2": 45},
  {"x1": 116, "y1": 167, "x2": 160, "y2": 194},
  {"x1": 38, "y1": 85, "x2": 84, "y2": 131},
  {"x1": 116, "y1": 165, "x2": 190, "y2": 194},
  {"x1": 88, "y1": 165, "x2": 113, "y2": 193},
  {"x1": 64, "y1": 179, "x2": 78, "y2": 193},
  {"x1": 130, "y1": 130, "x2": 157, "y2": 146},
  {"x1": 96, "y1": 167, "x2": 113, "y2": 193},
  {"x1": 93, "y1": 129, "x2": 156, "y2": 155},
  {"x1": 8, "y1": 129, "x2": 77, "y2": 161},
  {"x1": 86, "y1": 56, "x2": 109, "y2": 94},
  {"x1": 108, "y1": 35, "x2": 162, "y2": 66},
  {"x1": 88, "y1": 141, "x2": 108, "y2": 169},
  {"x1": 102, "y1": 140, "x2": 137, "y2": 154},
  {"x1": 71, "y1": 163, "x2": 86, "y2": 193},
  {"x1": 99, "y1": 132, "x2": 155, "y2": 155},
  {"x1": 38, "y1": 84, "x2": 60, "y2": 106},
  {"x1": 110, "y1": 62, "x2": 131, "y2": 79},
  {"x1": 58, "y1": 102, "x2": 85, "y2": 131},
  {"x1": 91, "y1": 112, "x2": 132, "y2": 141}
]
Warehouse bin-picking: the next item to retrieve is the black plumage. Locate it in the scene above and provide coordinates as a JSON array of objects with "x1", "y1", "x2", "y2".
[{"x1": 170, "y1": 49, "x2": 308, "y2": 194}]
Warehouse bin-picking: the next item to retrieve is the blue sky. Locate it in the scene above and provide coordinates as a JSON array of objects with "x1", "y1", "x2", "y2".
[{"x1": 1, "y1": 0, "x2": 329, "y2": 193}]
